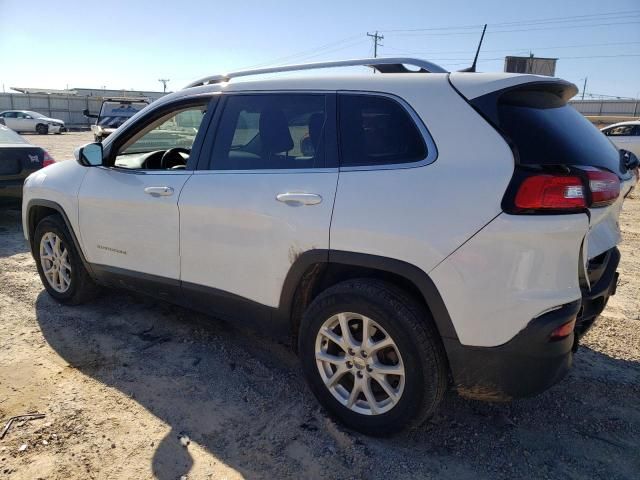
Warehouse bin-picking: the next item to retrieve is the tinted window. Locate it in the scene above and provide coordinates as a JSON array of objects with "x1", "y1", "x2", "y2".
[
  {"x1": 3, "y1": 112, "x2": 17, "y2": 118},
  {"x1": 605, "y1": 125, "x2": 636, "y2": 136},
  {"x1": 338, "y1": 95, "x2": 426, "y2": 167},
  {"x1": 211, "y1": 94, "x2": 327, "y2": 170},
  {"x1": 498, "y1": 91, "x2": 623, "y2": 175}
]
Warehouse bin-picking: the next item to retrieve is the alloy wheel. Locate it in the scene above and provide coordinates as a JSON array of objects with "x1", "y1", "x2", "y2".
[
  {"x1": 315, "y1": 312, "x2": 405, "y2": 415},
  {"x1": 39, "y1": 232, "x2": 72, "y2": 293}
]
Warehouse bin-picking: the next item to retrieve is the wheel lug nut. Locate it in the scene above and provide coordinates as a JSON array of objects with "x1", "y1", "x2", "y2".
[
  {"x1": 366, "y1": 366, "x2": 372, "y2": 372},
  {"x1": 361, "y1": 351, "x2": 368, "y2": 358},
  {"x1": 346, "y1": 361, "x2": 353, "y2": 369},
  {"x1": 357, "y1": 371, "x2": 363, "y2": 378},
  {"x1": 348, "y1": 348, "x2": 355, "y2": 356}
]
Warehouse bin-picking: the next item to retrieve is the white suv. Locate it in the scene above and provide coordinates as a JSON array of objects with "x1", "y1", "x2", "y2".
[{"x1": 21, "y1": 58, "x2": 638, "y2": 435}]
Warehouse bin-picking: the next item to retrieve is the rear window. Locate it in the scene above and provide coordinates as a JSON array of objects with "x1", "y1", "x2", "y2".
[
  {"x1": 497, "y1": 91, "x2": 623, "y2": 175},
  {"x1": 338, "y1": 94, "x2": 426, "y2": 167}
]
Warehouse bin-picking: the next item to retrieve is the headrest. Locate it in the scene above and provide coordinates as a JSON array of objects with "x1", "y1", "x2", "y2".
[
  {"x1": 259, "y1": 106, "x2": 293, "y2": 155},
  {"x1": 308, "y1": 112, "x2": 325, "y2": 150}
]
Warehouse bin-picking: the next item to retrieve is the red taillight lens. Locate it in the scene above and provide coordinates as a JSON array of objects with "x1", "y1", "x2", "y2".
[
  {"x1": 515, "y1": 175, "x2": 586, "y2": 210},
  {"x1": 42, "y1": 151, "x2": 55, "y2": 167},
  {"x1": 586, "y1": 169, "x2": 620, "y2": 207},
  {"x1": 550, "y1": 318, "x2": 576, "y2": 341}
]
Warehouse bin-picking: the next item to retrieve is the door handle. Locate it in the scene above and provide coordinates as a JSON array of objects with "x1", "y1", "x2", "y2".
[
  {"x1": 144, "y1": 186, "x2": 174, "y2": 197},
  {"x1": 276, "y1": 192, "x2": 323, "y2": 206}
]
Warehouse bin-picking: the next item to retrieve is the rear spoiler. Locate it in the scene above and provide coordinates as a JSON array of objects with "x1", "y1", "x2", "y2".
[{"x1": 449, "y1": 74, "x2": 578, "y2": 127}]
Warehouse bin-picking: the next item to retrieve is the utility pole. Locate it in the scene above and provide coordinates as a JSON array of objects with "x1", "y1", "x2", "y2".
[
  {"x1": 158, "y1": 78, "x2": 170, "y2": 93},
  {"x1": 581, "y1": 77, "x2": 588, "y2": 101},
  {"x1": 367, "y1": 31, "x2": 384, "y2": 58}
]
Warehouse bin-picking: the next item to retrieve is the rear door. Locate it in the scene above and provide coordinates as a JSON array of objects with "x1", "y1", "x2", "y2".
[
  {"x1": 179, "y1": 92, "x2": 338, "y2": 316},
  {"x1": 1, "y1": 112, "x2": 19, "y2": 131},
  {"x1": 604, "y1": 124, "x2": 640, "y2": 158}
]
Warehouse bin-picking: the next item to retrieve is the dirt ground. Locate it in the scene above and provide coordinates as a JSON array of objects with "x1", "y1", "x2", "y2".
[{"x1": 0, "y1": 132, "x2": 639, "y2": 479}]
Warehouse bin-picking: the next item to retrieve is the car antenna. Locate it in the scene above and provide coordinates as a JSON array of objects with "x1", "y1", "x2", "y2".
[{"x1": 459, "y1": 24, "x2": 487, "y2": 73}]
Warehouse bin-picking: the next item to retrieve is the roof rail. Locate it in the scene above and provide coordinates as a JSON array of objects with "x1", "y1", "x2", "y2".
[{"x1": 184, "y1": 57, "x2": 448, "y2": 88}]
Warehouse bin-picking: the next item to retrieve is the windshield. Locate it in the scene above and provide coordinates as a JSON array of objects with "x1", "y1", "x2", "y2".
[
  {"x1": 0, "y1": 126, "x2": 28, "y2": 144},
  {"x1": 121, "y1": 107, "x2": 206, "y2": 155},
  {"x1": 98, "y1": 101, "x2": 147, "y2": 128}
]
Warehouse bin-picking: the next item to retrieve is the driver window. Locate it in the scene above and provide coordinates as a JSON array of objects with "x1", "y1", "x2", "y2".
[{"x1": 113, "y1": 105, "x2": 207, "y2": 170}]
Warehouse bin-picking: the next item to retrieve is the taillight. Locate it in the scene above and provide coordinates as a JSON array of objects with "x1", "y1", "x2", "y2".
[
  {"x1": 42, "y1": 151, "x2": 55, "y2": 167},
  {"x1": 585, "y1": 169, "x2": 620, "y2": 207},
  {"x1": 550, "y1": 318, "x2": 576, "y2": 341},
  {"x1": 508, "y1": 167, "x2": 621, "y2": 213},
  {"x1": 514, "y1": 175, "x2": 586, "y2": 210}
]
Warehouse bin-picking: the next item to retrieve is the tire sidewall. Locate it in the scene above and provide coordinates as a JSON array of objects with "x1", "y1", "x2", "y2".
[
  {"x1": 299, "y1": 287, "x2": 437, "y2": 434},
  {"x1": 33, "y1": 216, "x2": 84, "y2": 302}
]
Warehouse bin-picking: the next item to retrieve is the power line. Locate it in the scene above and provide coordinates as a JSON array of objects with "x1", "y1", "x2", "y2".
[
  {"x1": 381, "y1": 9, "x2": 640, "y2": 32},
  {"x1": 238, "y1": 34, "x2": 363, "y2": 70},
  {"x1": 383, "y1": 40, "x2": 640, "y2": 56},
  {"x1": 389, "y1": 20, "x2": 640, "y2": 36}
]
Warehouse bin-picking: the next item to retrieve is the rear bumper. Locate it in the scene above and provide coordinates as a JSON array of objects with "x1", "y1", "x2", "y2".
[
  {"x1": 445, "y1": 300, "x2": 580, "y2": 401},
  {"x1": 0, "y1": 180, "x2": 24, "y2": 203},
  {"x1": 445, "y1": 246, "x2": 620, "y2": 401},
  {"x1": 575, "y1": 247, "x2": 620, "y2": 338}
]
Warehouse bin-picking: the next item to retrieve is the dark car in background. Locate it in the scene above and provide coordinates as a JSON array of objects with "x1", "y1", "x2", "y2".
[
  {"x1": 0, "y1": 125, "x2": 55, "y2": 206},
  {"x1": 83, "y1": 97, "x2": 149, "y2": 142}
]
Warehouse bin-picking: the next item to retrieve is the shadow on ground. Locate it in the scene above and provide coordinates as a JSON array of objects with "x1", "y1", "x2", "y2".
[
  {"x1": 34, "y1": 289, "x2": 640, "y2": 480},
  {"x1": 0, "y1": 207, "x2": 29, "y2": 258}
]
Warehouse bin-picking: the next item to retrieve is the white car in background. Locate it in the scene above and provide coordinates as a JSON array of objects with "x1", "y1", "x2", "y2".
[
  {"x1": 0, "y1": 110, "x2": 66, "y2": 135},
  {"x1": 602, "y1": 121, "x2": 640, "y2": 158}
]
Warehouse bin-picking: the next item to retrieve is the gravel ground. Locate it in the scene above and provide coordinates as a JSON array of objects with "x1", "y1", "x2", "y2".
[
  {"x1": 19, "y1": 131, "x2": 94, "y2": 161},
  {"x1": 0, "y1": 133, "x2": 639, "y2": 479}
]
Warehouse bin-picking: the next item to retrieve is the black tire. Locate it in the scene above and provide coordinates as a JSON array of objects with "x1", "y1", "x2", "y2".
[
  {"x1": 94, "y1": 135, "x2": 102, "y2": 143},
  {"x1": 299, "y1": 279, "x2": 448, "y2": 436},
  {"x1": 33, "y1": 214, "x2": 100, "y2": 305},
  {"x1": 36, "y1": 123, "x2": 49, "y2": 135}
]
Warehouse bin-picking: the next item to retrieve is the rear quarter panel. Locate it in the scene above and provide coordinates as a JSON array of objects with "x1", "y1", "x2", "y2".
[{"x1": 330, "y1": 76, "x2": 515, "y2": 274}]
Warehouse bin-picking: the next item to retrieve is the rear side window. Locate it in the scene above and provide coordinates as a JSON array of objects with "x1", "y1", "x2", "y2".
[
  {"x1": 497, "y1": 90, "x2": 623, "y2": 175},
  {"x1": 210, "y1": 94, "x2": 327, "y2": 170},
  {"x1": 338, "y1": 94, "x2": 426, "y2": 168}
]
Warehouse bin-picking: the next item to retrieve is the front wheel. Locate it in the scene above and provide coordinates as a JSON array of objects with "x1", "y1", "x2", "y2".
[
  {"x1": 298, "y1": 279, "x2": 448, "y2": 435},
  {"x1": 36, "y1": 123, "x2": 48, "y2": 135},
  {"x1": 33, "y1": 215, "x2": 99, "y2": 305}
]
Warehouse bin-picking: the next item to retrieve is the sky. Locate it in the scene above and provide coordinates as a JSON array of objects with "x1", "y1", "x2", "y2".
[{"x1": 1, "y1": 0, "x2": 639, "y2": 98}]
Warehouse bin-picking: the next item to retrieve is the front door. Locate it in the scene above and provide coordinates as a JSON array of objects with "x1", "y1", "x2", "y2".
[
  {"x1": 78, "y1": 99, "x2": 214, "y2": 282},
  {"x1": 179, "y1": 93, "x2": 338, "y2": 314}
]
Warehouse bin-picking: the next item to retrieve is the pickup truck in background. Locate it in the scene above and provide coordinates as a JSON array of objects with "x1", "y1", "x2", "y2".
[{"x1": 83, "y1": 97, "x2": 149, "y2": 142}]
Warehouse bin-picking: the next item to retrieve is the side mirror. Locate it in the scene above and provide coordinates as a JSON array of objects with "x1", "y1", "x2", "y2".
[
  {"x1": 75, "y1": 143, "x2": 103, "y2": 167},
  {"x1": 82, "y1": 109, "x2": 90, "y2": 117},
  {"x1": 622, "y1": 150, "x2": 639, "y2": 170}
]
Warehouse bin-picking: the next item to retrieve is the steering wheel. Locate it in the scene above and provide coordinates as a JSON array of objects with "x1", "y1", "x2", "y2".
[{"x1": 160, "y1": 147, "x2": 190, "y2": 169}]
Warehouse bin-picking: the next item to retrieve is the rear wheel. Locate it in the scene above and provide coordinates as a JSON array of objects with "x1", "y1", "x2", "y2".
[
  {"x1": 299, "y1": 279, "x2": 448, "y2": 435},
  {"x1": 36, "y1": 123, "x2": 48, "y2": 135},
  {"x1": 33, "y1": 215, "x2": 99, "y2": 305}
]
